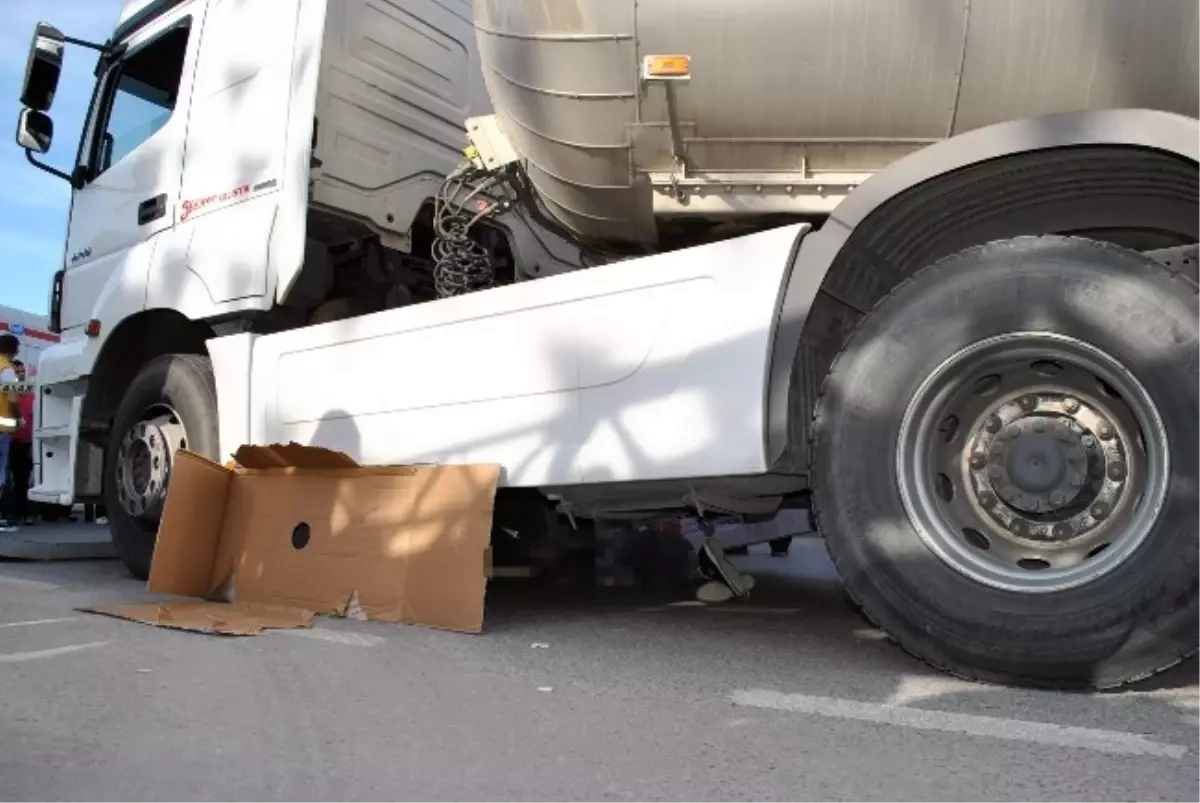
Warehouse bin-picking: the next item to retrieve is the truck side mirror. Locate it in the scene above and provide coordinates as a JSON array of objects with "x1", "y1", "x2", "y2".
[
  {"x1": 16, "y1": 108, "x2": 53, "y2": 154},
  {"x1": 20, "y1": 22, "x2": 65, "y2": 112}
]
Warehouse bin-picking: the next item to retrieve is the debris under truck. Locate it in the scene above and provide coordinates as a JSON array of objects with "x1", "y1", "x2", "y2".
[{"x1": 14, "y1": 0, "x2": 1198, "y2": 688}]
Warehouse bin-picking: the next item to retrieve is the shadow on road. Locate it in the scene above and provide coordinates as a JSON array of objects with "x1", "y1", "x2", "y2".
[{"x1": 478, "y1": 538, "x2": 1199, "y2": 700}]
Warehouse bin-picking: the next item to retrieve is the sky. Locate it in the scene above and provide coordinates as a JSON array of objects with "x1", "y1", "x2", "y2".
[{"x1": 0, "y1": 0, "x2": 124, "y2": 315}]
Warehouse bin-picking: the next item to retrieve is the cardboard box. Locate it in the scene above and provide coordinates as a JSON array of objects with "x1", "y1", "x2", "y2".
[{"x1": 89, "y1": 444, "x2": 501, "y2": 635}]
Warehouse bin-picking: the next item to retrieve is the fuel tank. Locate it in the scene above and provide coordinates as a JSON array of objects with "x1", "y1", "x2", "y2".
[{"x1": 474, "y1": 0, "x2": 1199, "y2": 245}]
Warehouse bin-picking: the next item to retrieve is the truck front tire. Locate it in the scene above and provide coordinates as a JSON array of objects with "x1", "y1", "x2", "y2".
[
  {"x1": 104, "y1": 354, "x2": 219, "y2": 579},
  {"x1": 811, "y1": 236, "x2": 1198, "y2": 689}
]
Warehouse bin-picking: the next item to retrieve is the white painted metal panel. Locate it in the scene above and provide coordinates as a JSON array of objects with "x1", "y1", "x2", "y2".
[
  {"x1": 310, "y1": 0, "x2": 487, "y2": 243},
  {"x1": 173, "y1": 0, "x2": 297, "y2": 304},
  {"x1": 247, "y1": 224, "x2": 804, "y2": 486}
]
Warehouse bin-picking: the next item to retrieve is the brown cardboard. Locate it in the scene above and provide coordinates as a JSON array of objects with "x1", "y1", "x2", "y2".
[
  {"x1": 81, "y1": 600, "x2": 314, "y2": 636},
  {"x1": 115, "y1": 443, "x2": 501, "y2": 635}
]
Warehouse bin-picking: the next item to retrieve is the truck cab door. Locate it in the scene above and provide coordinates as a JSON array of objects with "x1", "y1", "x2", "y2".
[{"x1": 60, "y1": 4, "x2": 203, "y2": 333}]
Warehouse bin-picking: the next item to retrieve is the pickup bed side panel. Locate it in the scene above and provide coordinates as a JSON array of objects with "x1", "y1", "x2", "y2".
[{"x1": 246, "y1": 224, "x2": 807, "y2": 486}]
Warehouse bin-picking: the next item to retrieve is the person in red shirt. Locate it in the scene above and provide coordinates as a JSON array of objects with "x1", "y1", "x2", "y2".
[{"x1": 2, "y1": 360, "x2": 34, "y2": 526}]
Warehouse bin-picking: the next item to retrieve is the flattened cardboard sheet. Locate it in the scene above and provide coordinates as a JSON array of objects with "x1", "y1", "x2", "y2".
[{"x1": 82, "y1": 599, "x2": 314, "y2": 636}]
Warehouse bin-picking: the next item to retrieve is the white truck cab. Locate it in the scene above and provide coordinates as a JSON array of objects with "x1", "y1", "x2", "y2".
[{"x1": 20, "y1": 0, "x2": 491, "y2": 508}]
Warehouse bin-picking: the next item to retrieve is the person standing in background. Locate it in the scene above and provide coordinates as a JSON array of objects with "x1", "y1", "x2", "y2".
[
  {"x1": 0, "y1": 333, "x2": 21, "y2": 532},
  {"x1": 3, "y1": 360, "x2": 34, "y2": 526}
]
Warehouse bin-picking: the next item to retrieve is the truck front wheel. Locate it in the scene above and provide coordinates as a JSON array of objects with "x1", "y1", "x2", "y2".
[
  {"x1": 811, "y1": 236, "x2": 1197, "y2": 689},
  {"x1": 104, "y1": 354, "x2": 219, "y2": 579}
]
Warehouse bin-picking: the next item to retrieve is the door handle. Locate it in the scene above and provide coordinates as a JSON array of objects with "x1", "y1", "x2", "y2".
[{"x1": 138, "y1": 193, "x2": 167, "y2": 225}]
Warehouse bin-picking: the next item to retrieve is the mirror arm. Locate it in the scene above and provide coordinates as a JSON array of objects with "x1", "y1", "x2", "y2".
[
  {"x1": 63, "y1": 36, "x2": 107, "y2": 52},
  {"x1": 25, "y1": 149, "x2": 74, "y2": 184}
]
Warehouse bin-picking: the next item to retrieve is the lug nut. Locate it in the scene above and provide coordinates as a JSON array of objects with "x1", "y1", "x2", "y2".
[
  {"x1": 985, "y1": 415, "x2": 1002, "y2": 433},
  {"x1": 1096, "y1": 421, "x2": 1113, "y2": 440},
  {"x1": 1019, "y1": 395, "x2": 1038, "y2": 411},
  {"x1": 1053, "y1": 522, "x2": 1073, "y2": 539},
  {"x1": 1063, "y1": 397, "x2": 1080, "y2": 413},
  {"x1": 1010, "y1": 520, "x2": 1028, "y2": 536},
  {"x1": 1108, "y1": 462, "x2": 1127, "y2": 481},
  {"x1": 978, "y1": 492, "x2": 996, "y2": 509},
  {"x1": 969, "y1": 453, "x2": 987, "y2": 469},
  {"x1": 1091, "y1": 502, "x2": 1110, "y2": 520}
]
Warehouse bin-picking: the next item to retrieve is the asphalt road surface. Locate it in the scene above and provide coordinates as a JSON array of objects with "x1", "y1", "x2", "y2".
[{"x1": 1, "y1": 539, "x2": 1196, "y2": 801}]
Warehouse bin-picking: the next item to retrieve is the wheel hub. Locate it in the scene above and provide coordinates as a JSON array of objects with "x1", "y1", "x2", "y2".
[
  {"x1": 896, "y1": 331, "x2": 1168, "y2": 594},
  {"x1": 115, "y1": 411, "x2": 187, "y2": 520},
  {"x1": 997, "y1": 419, "x2": 1080, "y2": 510},
  {"x1": 967, "y1": 393, "x2": 1127, "y2": 542}
]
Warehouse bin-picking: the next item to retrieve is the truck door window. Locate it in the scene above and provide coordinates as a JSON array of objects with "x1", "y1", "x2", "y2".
[{"x1": 91, "y1": 22, "x2": 190, "y2": 176}]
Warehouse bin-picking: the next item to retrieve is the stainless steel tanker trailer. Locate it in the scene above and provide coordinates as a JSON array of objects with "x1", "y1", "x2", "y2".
[
  {"x1": 458, "y1": 0, "x2": 1200, "y2": 689},
  {"x1": 14, "y1": 0, "x2": 1198, "y2": 689}
]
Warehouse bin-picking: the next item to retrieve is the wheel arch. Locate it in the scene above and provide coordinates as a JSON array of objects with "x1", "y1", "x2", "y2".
[
  {"x1": 766, "y1": 108, "x2": 1200, "y2": 472},
  {"x1": 82, "y1": 308, "x2": 214, "y2": 436}
]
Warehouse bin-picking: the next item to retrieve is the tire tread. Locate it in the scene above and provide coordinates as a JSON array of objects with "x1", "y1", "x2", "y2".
[
  {"x1": 105, "y1": 353, "x2": 218, "y2": 579},
  {"x1": 809, "y1": 235, "x2": 1198, "y2": 690}
]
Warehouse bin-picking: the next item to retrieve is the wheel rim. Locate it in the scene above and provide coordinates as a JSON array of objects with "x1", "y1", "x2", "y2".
[
  {"x1": 896, "y1": 332, "x2": 1169, "y2": 594},
  {"x1": 114, "y1": 405, "x2": 189, "y2": 523}
]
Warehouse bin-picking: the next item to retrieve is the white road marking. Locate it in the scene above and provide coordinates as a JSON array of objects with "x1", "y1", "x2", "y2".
[
  {"x1": 275, "y1": 628, "x2": 384, "y2": 647},
  {"x1": 731, "y1": 689, "x2": 1188, "y2": 759},
  {"x1": 0, "y1": 641, "x2": 108, "y2": 663},
  {"x1": 0, "y1": 617, "x2": 78, "y2": 629}
]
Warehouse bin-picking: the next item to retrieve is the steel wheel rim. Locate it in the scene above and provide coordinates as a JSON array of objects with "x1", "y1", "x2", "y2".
[
  {"x1": 896, "y1": 332, "x2": 1169, "y2": 594},
  {"x1": 115, "y1": 404, "x2": 189, "y2": 524}
]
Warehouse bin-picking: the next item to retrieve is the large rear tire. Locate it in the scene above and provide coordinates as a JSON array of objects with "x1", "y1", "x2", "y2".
[
  {"x1": 811, "y1": 236, "x2": 1198, "y2": 689},
  {"x1": 104, "y1": 354, "x2": 219, "y2": 579}
]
